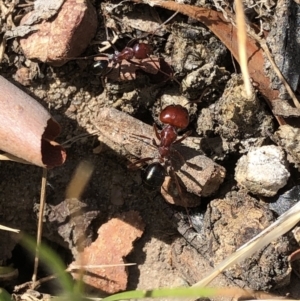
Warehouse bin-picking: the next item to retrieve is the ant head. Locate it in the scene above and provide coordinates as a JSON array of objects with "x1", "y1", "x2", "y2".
[
  {"x1": 159, "y1": 105, "x2": 189, "y2": 129},
  {"x1": 132, "y1": 43, "x2": 152, "y2": 60}
]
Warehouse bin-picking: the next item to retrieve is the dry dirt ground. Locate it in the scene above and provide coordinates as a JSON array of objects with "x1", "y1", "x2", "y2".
[{"x1": 1, "y1": 0, "x2": 300, "y2": 299}]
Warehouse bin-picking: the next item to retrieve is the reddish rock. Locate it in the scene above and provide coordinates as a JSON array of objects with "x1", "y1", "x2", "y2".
[
  {"x1": 20, "y1": 0, "x2": 97, "y2": 66},
  {"x1": 71, "y1": 211, "x2": 145, "y2": 294}
]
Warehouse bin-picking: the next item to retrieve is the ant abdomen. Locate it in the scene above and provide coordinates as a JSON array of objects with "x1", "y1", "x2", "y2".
[
  {"x1": 92, "y1": 60, "x2": 109, "y2": 75},
  {"x1": 142, "y1": 162, "x2": 165, "y2": 190}
]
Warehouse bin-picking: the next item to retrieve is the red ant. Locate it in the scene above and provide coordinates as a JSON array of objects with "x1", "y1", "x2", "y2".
[
  {"x1": 129, "y1": 104, "x2": 192, "y2": 191},
  {"x1": 92, "y1": 39, "x2": 177, "y2": 84},
  {"x1": 93, "y1": 10, "x2": 180, "y2": 79},
  {"x1": 110, "y1": 43, "x2": 152, "y2": 62},
  {"x1": 93, "y1": 42, "x2": 153, "y2": 77}
]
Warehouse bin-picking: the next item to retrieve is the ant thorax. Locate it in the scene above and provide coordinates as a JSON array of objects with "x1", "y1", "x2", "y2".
[{"x1": 159, "y1": 125, "x2": 178, "y2": 149}]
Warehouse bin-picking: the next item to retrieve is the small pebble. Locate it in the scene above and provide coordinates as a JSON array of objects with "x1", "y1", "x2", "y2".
[{"x1": 235, "y1": 145, "x2": 290, "y2": 197}]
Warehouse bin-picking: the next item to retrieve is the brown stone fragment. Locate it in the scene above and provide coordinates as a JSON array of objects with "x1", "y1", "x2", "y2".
[
  {"x1": 71, "y1": 211, "x2": 145, "y2": 294},
  {"x1": 204, "y1": 192, "x2": 292, "y2": 290},
  {"x1": 274, "y1": 124, "x2": 300, "y2": 167},
  {"x1": 171, "y1": 238, "x2": 233, "y2": 287},
  {"x1": 161, "y1": 176, "x2": 201, "y2": 207},
  {"x1": 20, "y1": 0, "x2": 97, "y2": 66}
]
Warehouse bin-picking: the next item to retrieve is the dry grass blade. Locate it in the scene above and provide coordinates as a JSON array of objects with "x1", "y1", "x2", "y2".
[
  {"x1": 214, "y1": 287, "x2": 287, "y2": 300},
  {"x1": 32, "y1": 168, "x2": 47, "y2": 285},
  {"x1": 65, "y1": 161, "x2": 94, "y2": 199},
  {"x1": 68, "y1": 263, "x2": 136, "y2": 269},
  {"x1": 235, "y1": 0, "x2": 252, "y2": 98},
  {"x1": 0, "y1": 225, "x2": 20, "y2": 233},
  {"x1": 17, "y1": 263, "x2": 137, "y2": 291},
  {"x1": 193, "y1": 200, "x2": 300, "y2": 287}
]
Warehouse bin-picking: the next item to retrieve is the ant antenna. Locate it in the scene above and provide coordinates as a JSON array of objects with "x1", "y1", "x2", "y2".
[
  {"x1": 160, "y1": 10, "x2": 179, "y2": 28},
  {"x1": 136, "y1": 10, "x2": 180, "y2": 42}
]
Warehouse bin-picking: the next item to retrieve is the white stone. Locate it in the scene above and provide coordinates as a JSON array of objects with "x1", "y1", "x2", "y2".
[{"x1": 235, "y1": 145, "x2": 290, "y2": 196}]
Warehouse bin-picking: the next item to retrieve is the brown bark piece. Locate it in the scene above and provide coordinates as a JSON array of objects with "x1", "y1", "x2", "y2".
[
  {"x1": 71, "y1": 211, "x2": 145, "y2": 294},
  {"x1": 20, "y1": 0, "x2": 97, "y2": 66},
  {"x1": 161, "y1": 176, "x2": 201, "y2": 207},
  {"x1": 0, "y1": 75, "x2": 66, "y2": 168}
]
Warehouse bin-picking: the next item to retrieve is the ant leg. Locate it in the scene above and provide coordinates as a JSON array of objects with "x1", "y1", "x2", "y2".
[
  {"x1": 126, "y1": 58, "x2": 144, "y2": 67},
  {"x1": 172, "y1": 149, "x2": 186, "y2": 165},
  {"x1": 169, "y1": 166, "x2": 193, "y2": 228},
  {"x1": 186, "y1": 87, "x2": 211, "y2": 104},
  {"x1": 171, "y1": 130, "x2": 193, "y2": 168},
  {"x1": 68, "y1": 49, "x2": 109, "y2": 61},
  {"x1": 105, "y1": 38, "x2": 120, "y2": 53},
  {"x1": 174, "y1": 130, "x2": 192, "y2": 145},
  {"x1": 131, "y1": 134, "x2": 152, "y2": 141},
  {"x1": 153, "y1": 123, "x2": 161, "y2": 141},
  {"x1": 149, "y1": 56, "x2": 182, "y2": 87},
  {"x1": 101, "y1": 62, "x2": 118, "y2": 78},
  {"x1": 100, "y1": 76, "x2": 106, "y2": 90},
  {"x1": 152, "y1": 138, "x2": 159, "y2": 147},
  {"x1": 127, "y1": 10, "x2": 179, "y2": 45},
  {"x1": 128, "y1": 157, "x2": 153, "y2": 170},
  {"x1": 129, "y1": 134, "x2": 158, "y2": 152},
  {"x1": 126, "y1": 37, "x2": 139, "y2": 48}
]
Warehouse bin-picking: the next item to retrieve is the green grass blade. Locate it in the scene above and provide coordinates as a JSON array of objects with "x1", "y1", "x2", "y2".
[
  {"x1": 20, "y1": 234, "x2": 75, "y2": 294},
  {"x1": 102, "y1": 286, "x2": 217, "y2": 300},
  {"x1": 0, "y1": 288, "x2": 11, "y2": 301}
]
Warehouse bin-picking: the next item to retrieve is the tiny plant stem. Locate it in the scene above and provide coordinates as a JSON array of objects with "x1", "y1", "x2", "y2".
[
  {"x1": 235, "y1": 0, "x2": 252, "y2": 98},
  {"x1": 32, "y1": 168, "x2": 48, "y2": 285}
]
